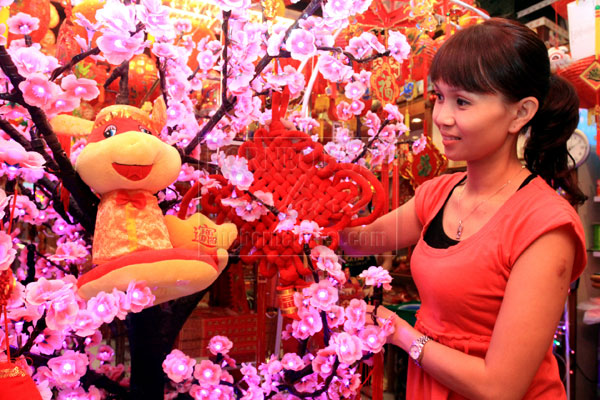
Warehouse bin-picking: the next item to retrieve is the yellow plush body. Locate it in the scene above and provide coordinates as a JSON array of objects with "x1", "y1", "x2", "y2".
[{"x1": 70, "y1": 99, "x2": 236, "y2": 305}]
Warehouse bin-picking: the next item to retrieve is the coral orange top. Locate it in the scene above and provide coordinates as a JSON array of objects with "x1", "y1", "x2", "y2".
[{"x1": 407, "y1": 172, "x2": 587, "y2": 399}]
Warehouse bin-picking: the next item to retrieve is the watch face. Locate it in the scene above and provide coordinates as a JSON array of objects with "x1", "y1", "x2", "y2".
[{"x1": 409, "y1": 345, "x2": 420, "y2": 360}]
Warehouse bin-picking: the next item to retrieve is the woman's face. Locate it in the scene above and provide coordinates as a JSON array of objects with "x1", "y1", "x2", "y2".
[{"x1": 432, "y1": 81, "x2": 520, "y2": 162}]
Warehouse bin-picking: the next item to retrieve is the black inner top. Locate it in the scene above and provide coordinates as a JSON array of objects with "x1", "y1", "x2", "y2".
[{"x1": 423, "y1": 173, "x2": 536, "y2": 249}]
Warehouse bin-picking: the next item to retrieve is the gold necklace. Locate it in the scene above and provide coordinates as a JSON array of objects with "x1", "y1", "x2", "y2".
[{"x1": 455, "y1": 166, "x2": 525, "y2": 240}]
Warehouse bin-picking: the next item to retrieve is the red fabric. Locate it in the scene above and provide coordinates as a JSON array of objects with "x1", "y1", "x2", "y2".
[
  {"x1": 197, "y1": 90, "x2": 386, "y2": 286},
  {"x1": 77, "y1": 248, "x2": 218, "y2": 288},
  {"x1": 408, "y1": 173, "x2": 586, "y2": 399},
  {"x1": 0, "y1": 363, "x2": 42, "y2": 400},
  {"x1": 115, "y1": 190, "x2": 147, "y2": 209}
]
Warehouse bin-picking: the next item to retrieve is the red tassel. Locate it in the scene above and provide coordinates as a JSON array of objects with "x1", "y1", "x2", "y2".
[{"x1": 371, "y1": 351, "x2": 385, "y2": 400}]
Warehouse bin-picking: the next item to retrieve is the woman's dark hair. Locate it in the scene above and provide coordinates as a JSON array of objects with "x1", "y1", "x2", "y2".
[{"x1": 429, "y1": 18, "x2": 586, "y2": 206}]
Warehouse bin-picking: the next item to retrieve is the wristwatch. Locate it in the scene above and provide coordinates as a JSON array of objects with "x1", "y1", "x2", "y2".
[{"x1": 409, "y1": 335, "x2": 431, "y2": 367}]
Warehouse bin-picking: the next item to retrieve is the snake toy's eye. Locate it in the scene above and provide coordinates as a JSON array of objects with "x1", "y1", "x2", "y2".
[
  {"x1": 139, "y1": 126, "x2": 153, "y2": 135},
  {"x1": 103, "y1": 125, "x2": 117, "y2": 138}
]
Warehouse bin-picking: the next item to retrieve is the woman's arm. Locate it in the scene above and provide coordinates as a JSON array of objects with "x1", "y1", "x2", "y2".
[
  {"x1": 339, "y1": 197, "x2": 423, "y2": 256},
  {"x1": 378, "y1": 225, "x2": 576, "y2": 400}
]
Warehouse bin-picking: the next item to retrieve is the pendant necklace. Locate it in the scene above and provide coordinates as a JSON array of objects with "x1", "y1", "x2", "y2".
[{"x1": 455, "y1": 166, "x2": 525, "y2": 240}]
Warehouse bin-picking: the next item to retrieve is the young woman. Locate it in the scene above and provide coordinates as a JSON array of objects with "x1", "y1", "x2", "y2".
[{"x1": 341, "y1": 18, "x2": 587, "y2": 399}]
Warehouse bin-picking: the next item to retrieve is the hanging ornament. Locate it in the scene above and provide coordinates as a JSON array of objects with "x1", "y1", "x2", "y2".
[
  {"x1": 370, "y1": 58, "x2": 401, "y2": 105},
  {"x1": 400, "y1": 135, "x2": 447, "y2": 188}
]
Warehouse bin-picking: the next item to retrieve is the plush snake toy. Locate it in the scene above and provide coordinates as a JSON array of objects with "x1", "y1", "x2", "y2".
[{"x1": 58, "y1": 99, "x2": 236, "y2": 305}]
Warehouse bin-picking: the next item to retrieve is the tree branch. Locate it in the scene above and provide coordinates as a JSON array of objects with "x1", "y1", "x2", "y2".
[
  {"x1": 317, "y1": 47, "x2": 391, "y2": 64},
  {"x1": 49, "y1": 47, "x2": 101, "y2": 81},
  {"x1": 0, "y1": 46, "x2": 100, "y2": 233}
]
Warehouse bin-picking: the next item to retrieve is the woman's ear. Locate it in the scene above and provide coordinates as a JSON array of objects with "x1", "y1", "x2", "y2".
[{"x1": 509, "y1": 96, "x2": 539, "y2": 134}]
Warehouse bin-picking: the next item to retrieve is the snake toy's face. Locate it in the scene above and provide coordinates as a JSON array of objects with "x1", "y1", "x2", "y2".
[{"x1": 75, "y1": 105, "x2": 181, "y2": 195}]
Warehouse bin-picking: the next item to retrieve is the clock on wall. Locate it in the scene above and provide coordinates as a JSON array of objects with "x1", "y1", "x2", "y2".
[
  {"x1": 517, "y1": 129, "x2": 590, "y2": 170},
  {"x1": 566, "y1": 129, "x2": 590, "y2": 170}
]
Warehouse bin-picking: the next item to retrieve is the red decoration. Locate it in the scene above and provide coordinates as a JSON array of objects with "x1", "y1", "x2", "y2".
[
  {"x1": 370, "y1": 58, "x2": 401, "y2": 105},
  {"x1": 0, "y1": 362, "x2": 42, "y2": 400},
  {"x1": 400, "y1": 136, "x2": 447, "y2": 188},
  {"x1": 200, "y1": 90, "x2": 386, "y2": 287}
]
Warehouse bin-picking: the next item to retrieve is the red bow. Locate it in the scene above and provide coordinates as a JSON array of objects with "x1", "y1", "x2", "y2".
[{"x1": 115, "y1": 190, "x2": 147, "y2": 209}]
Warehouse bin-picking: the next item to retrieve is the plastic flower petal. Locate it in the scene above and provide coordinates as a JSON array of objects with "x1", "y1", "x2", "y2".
[
  {"x1": 18, "y1": 73, "x2": 60, "y2": 108},
  {"x1": 7, "y1": 12, "x2": 39, "y2": 36},
  {"x1": 285, "y1": 29, "x2": 317, "y2": 62},
  {"x1": 359, "y1": 266, "x2": 393, "y2": 290},
  {"x1": 60, "y1": 74, "x2": 100, "y2": 101},
  {"x1": 207, "y1": 335, "x2": 233, "y2": 355},
  {"x1": 0, "y1": 231, "x2": 16, "y2": 272},
  {"x1": 163, "y1": 349, "x2": 196, "y2": 383}
]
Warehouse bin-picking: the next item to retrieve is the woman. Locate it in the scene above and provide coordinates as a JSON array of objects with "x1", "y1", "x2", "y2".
[{"x1": 341, "y1": 18, "x2": 587, "y2": 399}]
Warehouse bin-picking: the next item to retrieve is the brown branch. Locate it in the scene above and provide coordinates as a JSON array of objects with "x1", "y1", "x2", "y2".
[
  {"x1": 182, "y1": 0, "x2": 323, "y2": 156},
  {"x1": 221, "y1": 10, "x2": 231, "y2": 106},
  {"x1": 317, "y1": 47, "x2": 391, "y2": 64},
  {"x1": 49, "y1": 47, "x2": 101, "y2": 81},
  {"x1": 351, "y1": 119, "x2": 391, "y2": 163},
  {"x1": 15, "y1": 312, "x2": 46, "y2": 357},
  {"x1": 0, "y1": 45, "x2": 99, "y2": 233}
]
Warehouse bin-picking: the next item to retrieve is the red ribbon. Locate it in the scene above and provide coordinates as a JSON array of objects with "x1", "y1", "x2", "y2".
[{"x1": 115, "y1": 190, "x2": 147, "y2": 209}]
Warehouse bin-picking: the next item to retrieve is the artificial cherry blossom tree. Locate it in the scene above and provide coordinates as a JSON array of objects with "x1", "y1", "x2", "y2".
[{"x1": 0, "y1": 0, "x2": 421, "y2": 398}]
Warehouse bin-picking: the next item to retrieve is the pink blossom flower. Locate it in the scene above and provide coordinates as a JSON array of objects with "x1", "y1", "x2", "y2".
[
  {"x1": 96, "y1": 344, "x2": 115, "y2": 363},
  {"x1": 362, "y1": 32, "x2": 386, "y2": 54},
  {"x1": 326, "y1": 305, "x2": 345, "y2": 328},
  {"x1": 285, "y1": 29, "x2": 316, "y2": 62},
  {"x1": 32, "y1": 328, "x2": 65, "y2": 355},
  {"x1": 349, "y1": 100, "x2": 365, "y2": 116},
  {"x1": 359, "y1": 266, "x2": 392, "y2": 290},
  {"x1": 60, "y1": 75, "x2": 100, "y2": 101},
  {"x1": 57, "y1": 387, "x2": 88, "y2": 399},
  {"x1": 383, "y1": 103, "x2": 403, "y2": 121},
  {"x1": 96, "y1": 0, "x2": 137, "y2": 33},
  {"x1": 281, "y1": 353, "x2": 304, "y2": 371},
  {"x1": 189, "y1": 384, "x2": 212, "y2": 400},
  {"x1": 47, "y1": 350, "x2": 89, "y2": 385},
  {"x1": 292, "y1": 220, "x2": 323, "y2": 244},
  {"x1": 163, "y1": 349, "x2": 196, "y2": 383},
  {"x1": 174, "y1": 18, "x2": 192, "y2": 34},
  {"x1": 72, "y1": 309, "x2": 101, "y2": 337},
  {"x1": 96, "y1": 363, "x2": 125, "y2": 381},
  {"x1": 219, "y1": 155, "x2": 254, "y2": 191},
  {"x1": 293, "y1": 307, "x2": 322, "y2": 340},
  {"x1": 197, "y1": 170, "x2": 222, "y2": 195},
  {"x1": 412, "y1": 133, "x2": 427, "y2": 155},
  {"x1": 196, "y1": 50, "x2": 217, "y2": 71},
  {"x1": 323, "y1": 0, "x2": 353, "y2": 20},
  {"x1": 44, "y1": 92, "x2": 80, "y2": 118},
  {"x1": 18, "y1": 73, "x2": 60, "y2": 108},
  {"x1": 335, "y1": 101, "x2": 353, "y2": 121},
  {"x1": 345, "y1": 37, "x2": 371, "y2": 59},
  {"x1": 213, "y1": 0, "x2": 251, "y2": 12},
  {"x1": 87, "y1": 291, "x2": 119, "y2": 324},
  {"x1": 25, "y1": 277, "x2": 71, "y2": 306},
  {"x1": 194, "y1": 360, "x2": 221, "y2": 386},
  {"x1": 208, "y1": 335, "x2": 233, "y2": 356},
  {"x1": 240, "y1": 363, "x2": 260, "y2": 386},
  {"x1": 359, "y1": 325, "x2": 387, "y2": 353},
  {"x1": 344, "y1": 81, "x2": 366, "y2": 101},
  {"x1": 97, "y1": 31, "x2": 144, "y2": 65},
  {"x1": 0, "y1": 231, "x2": 16, "y2": 272},
  {"x1": 364, "y1": 111, "x2": 381, "y2": 131},
  {"x1": 343, "y1": 298, "x2": 367, "y2": 332},
  {"x1": 312, "y1": 346, "x2": 336, "y2": 378},
  {"x1": 388, "y1": 30, "x2": 411, "y2": 63},
  {"x1": 152, "y1": 42, "x2": 177, "y2": 59},
  {"x1": 333, "y1": 332, "x2": 363, "y2": 365},
  {"x1": 137, "y1": 0, "x2": 171, "y2": 36},
  {"x1": 318, "y1": 55, "x2": 353, "y2": 83},
  {"x1": 307, "y1": 280, "x2": 338, "y2": 311},
  {"x1": 46, "y1": 291, "x2": 79, "y2": 331},
  {"x1": 7, "y1": 12, "x2": 39, "y2": 35},
  {"x1": 267, "y1": 31, "x2": 285, "y2": 57},
  {"x1": 48, "y1": 241, "x2": 88, "y2": 263},
  {"x1": 274, "y1": 206, "x2": 299, "y2": 233},
  {"x1": 126, "y1": 280, "x2": 155, "y2": 312},
  {"x1": 9, "y1": 46, "x2": 51, "y2": 77},
  {"x1": 311, "y1": 246, "x2": 343, "y2": 278}
]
